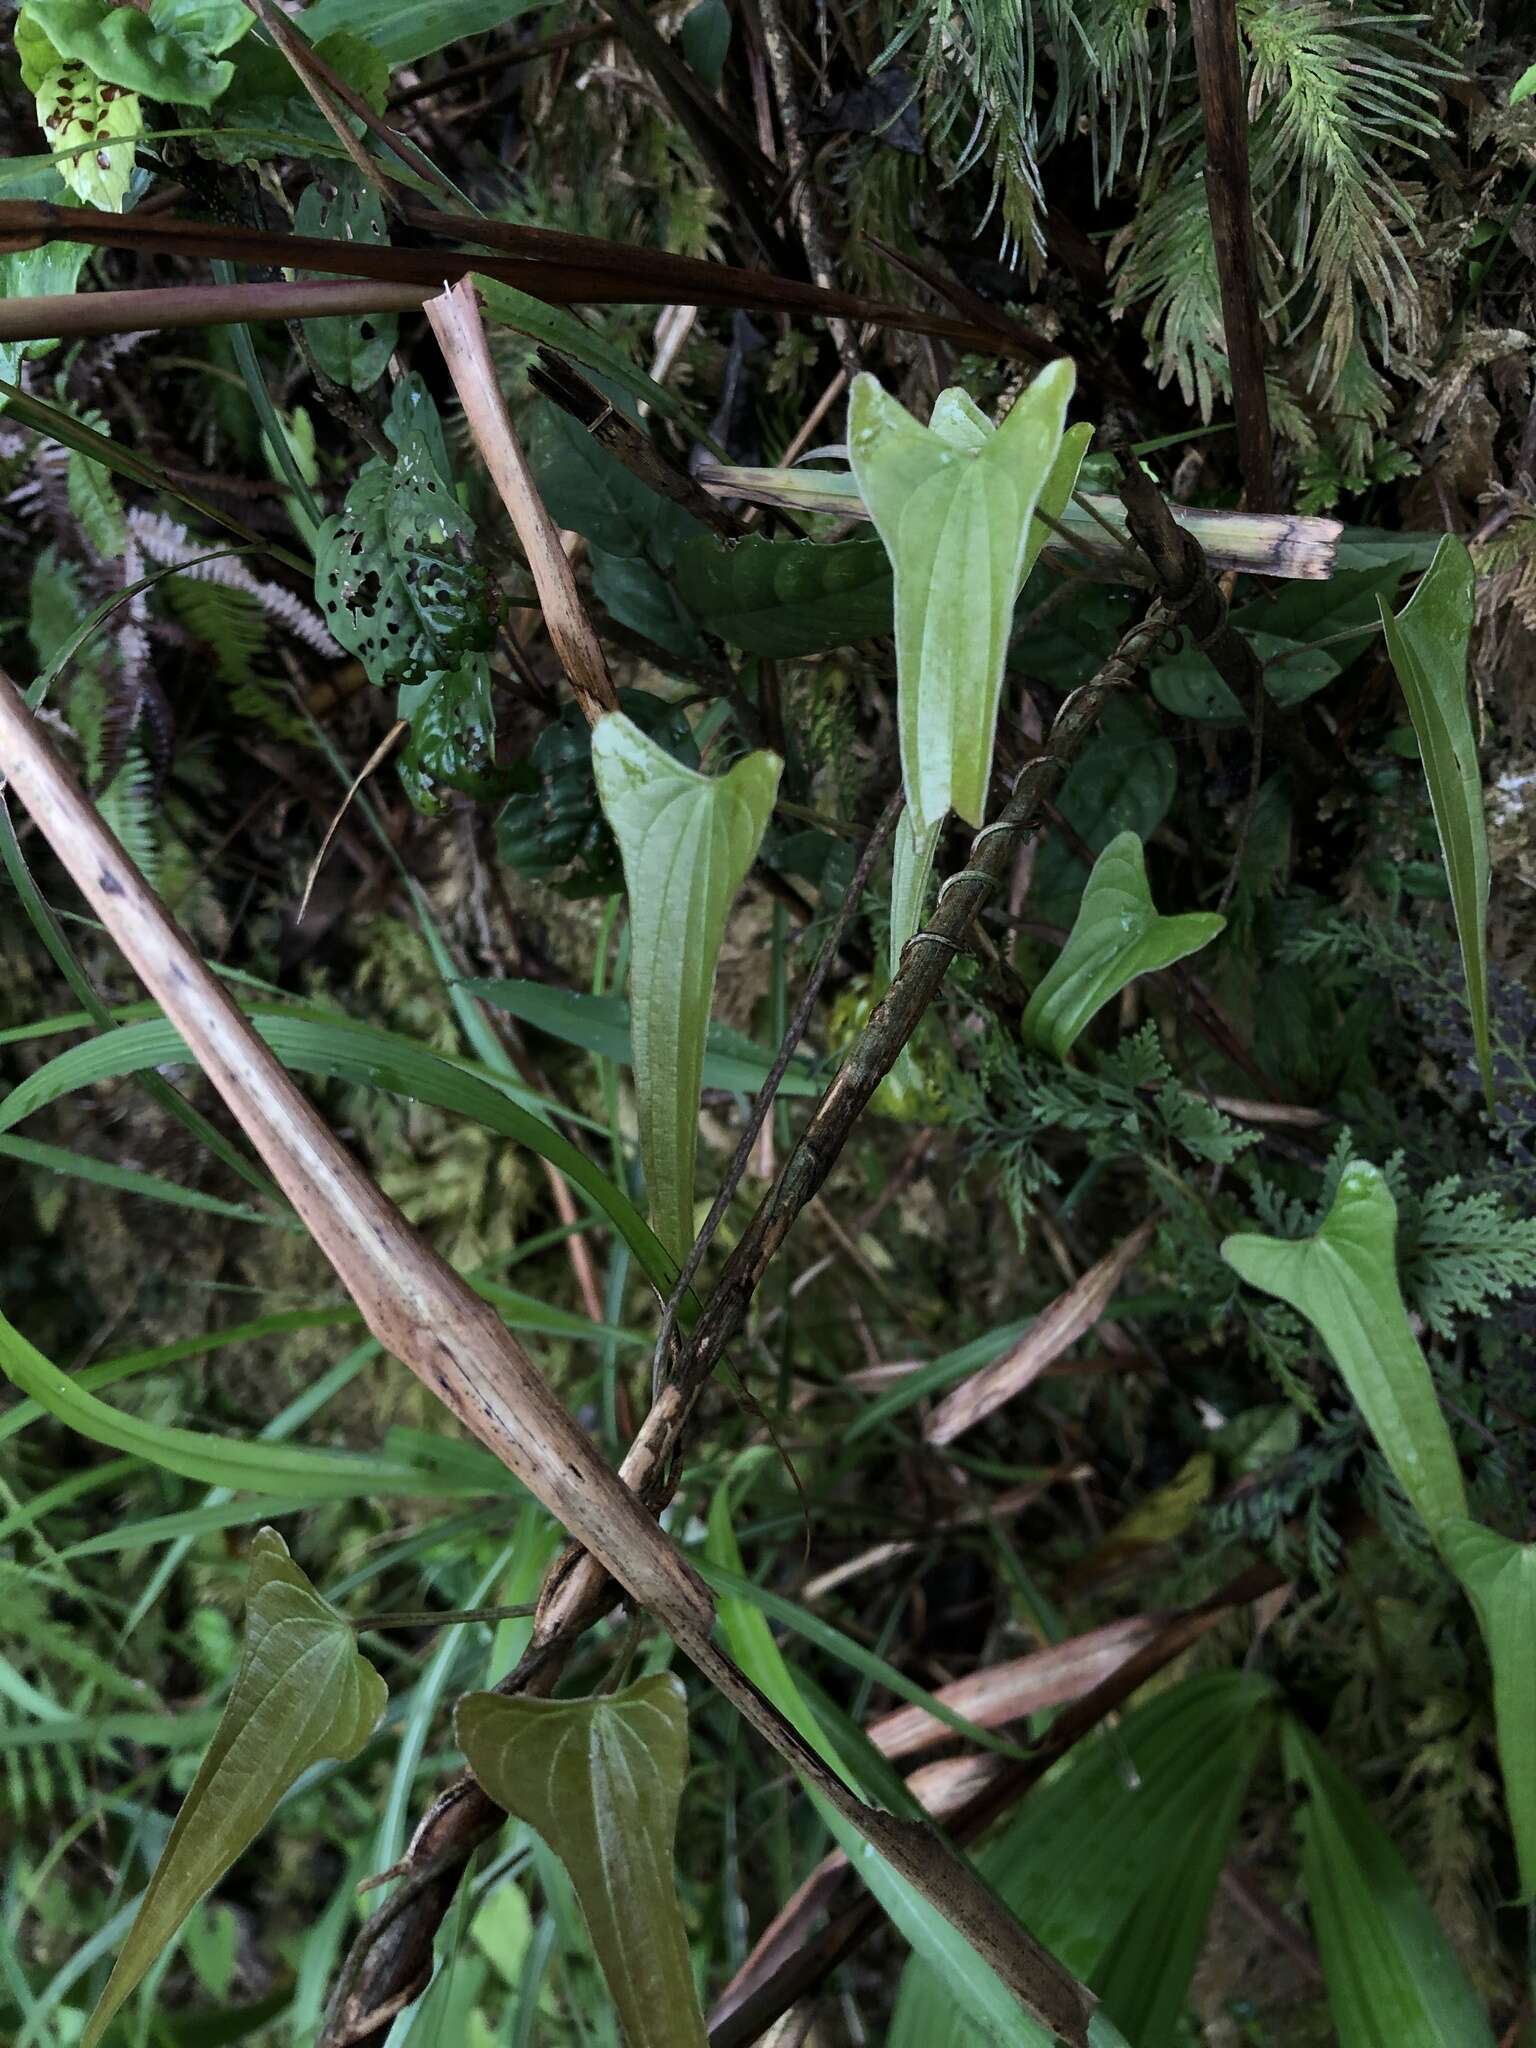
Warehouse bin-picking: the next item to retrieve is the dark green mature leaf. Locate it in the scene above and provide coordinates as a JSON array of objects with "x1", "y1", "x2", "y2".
[
  {"x1": 298, "y1": 0, "x2": 540, "y2": 66},
  {"x1": 1280, "y1": 1717, "x2": 1494, "y2": 2048},
  {"x1": 495, "y1": 689, "x2": 699, "y2": 896},
  {"x1": 456, "y1": 1677, "x2": 706, "y2": 2048},
  {"x1": 1022, "y1": 832, "x2": 1224, "y2": 1058},
  {"x1": 1031, "y1": 695, "x2": 1178, "y2": 921},
  {"x1": 314, "y1": 375, "x2": 495, "y2": 691},
  {"x1": 1440, "y1": 1520, "x2": 1536, "y2": 1901},
  {"x1": 1222, "y1": 1160, "x2": 1468, "y2": 1536},
  {"x1": 890, "y1": 1673, "x2": 1277, "y2": 2048},
  {"x1": 295, "y1": 173, "x2": 397, "y2": 391},
  {"x1": 849, "y1": 361, "x2": 1076, "y2": 833},
  {"x1": 1377, "y1": 537, "x2": 1492, "y2": 1105},
  {"x1": 674, "y1": 533, "x2": 895, "y2": 655},
  {"x1": 21, "y1": 0, "x2": 250, "y2": 105},
  {"x1": 526, "y1": 398, "x2": 701, "y2": 565},
  {"x1": 82, "y1": 1530, "x2": 386, "y2": 2048},
  {"x1": 592, "y1": 713, "x2": 781, "y2": 1258}
]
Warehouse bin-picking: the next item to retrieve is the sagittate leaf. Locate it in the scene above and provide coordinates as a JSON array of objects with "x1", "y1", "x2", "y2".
[
  {"x1": 1022, "y1": 832, "x2": 1225, "y2": 1059},
  {"x1": 313, "y1": 374, "x2": 496, "y2": 691},
  {"x1": 295, "y1": 172, "x2": 397, "y2": 391},
  {"x1": 1377, "y1": 537, "x2": 1492, "y2": 1106},
  {"x1": 456, "y1": 1677, "x2": 706, "y2": 2048},
  {"x1": 1222, "y1": 1160, "x2": 1468, "y2": 1536},
  {"x1": 674, "y1": 533, "x2": 895, "y2": 656},
  {"x1": 591, "y1": 712, "x2": 781, "y2": 1260},
  {"x1": 21, "y1": 0, "x2": 246, "y2": 104},
  {"x1": 1280, "y1": 1716, "x2": 1494, "y2": 2048},
  {"x1": 848, "y1": 360, "x2": 1076, "y2": 835},
  {"x1": 82, "y1": 1529, "x2": 386, "y2": 2048},
  {"x1": 1439, "y1": 1519, "x2": 1536, "y2": 1901}
]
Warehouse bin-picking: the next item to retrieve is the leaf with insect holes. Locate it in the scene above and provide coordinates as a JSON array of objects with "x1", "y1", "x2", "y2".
[
  {"x1": 1377, "y1": 537, "x2": 1492, "y2": 1106},
  {"x1": 314, "y1": 375, "x2": 495, "y2": 692},
  {"x1": 1280, "y1": 1716, "x2": 1493, "y2": 2048},
  {"x1": 32, "y1": 62, "x2": 139, "y2": 210},
  {"x1": 1439, "y1": 1519, "x2": 1536, "y2": 1902},
  {"x1": 592, "y1": 712, "x2": 780, "y2": 1261},
  {"x1": 1023, "y1": 831, "x2": 1224, "y2": 1059},
  {"x1": 295, "y1": 173, "x2": 397, "y2": 391},
  {"x1": 456, "y1": 1677, "x2": 706, "y2": 2048},
  {"x1": 82, "y1": 1529, "x2": 385, "y2": 2048},
  {"x1": 848, "y1": 362, "x2": 1076, "y2": 835},
  {"x1": 1222, "y1": 1161, "x2": 1468, "y2": 1537},
  {"x1": 19, "y1": 0, "x2": 250, "y2": 104},
  {"x1": 397, "y1": 655, "x2": 509, "y2": 812}
]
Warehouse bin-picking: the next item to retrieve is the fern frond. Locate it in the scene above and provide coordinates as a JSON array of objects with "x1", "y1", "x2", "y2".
[{"x1": 128, "y1": 507, "x2": 338, "y2": 656}]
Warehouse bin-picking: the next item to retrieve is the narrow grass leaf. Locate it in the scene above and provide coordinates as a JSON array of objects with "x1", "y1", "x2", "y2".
[
  {"x1": 1222, "y1": 1161, "x2": 1467, "y2": 1535},
  {"x1": 591, "y1": 711, "x2": 780, "y2": 1259},
  {"x1": 848, "y1": 361, "x2": 1074, "y2": 834},
  {"x1": 1280, "y1": 1716, "x2": 1493, "y2": 2048},
  {"x1": 1377, "y1": 537, "x2": 1492, "y2": 1105},
  {"x1": 82, "y1": 1529, "x2": 386, "y2": 2048},
  {"x1": 706, "y1": 1477, "x2": 1069, "y2": 2048},
  {"x1": 0, "y1": 1304, "x2": 486, "y2": 1500},
  {"x1": 456, "y1": 1676, "x2": 707, "y2": 2048},
  {"x1": 1022, "y1": 833, "x2": 1225, "y2": 1059},
  {"x1": 1439, "y1": 1518, "x2": 1536, "y2": 1900}
]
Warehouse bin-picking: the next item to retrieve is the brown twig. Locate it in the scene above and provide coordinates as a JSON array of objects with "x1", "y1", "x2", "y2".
[
  {"x1": 1188, "y1": 0, "x2": 1274, "y2": 509},
  {"x1": 755, "y1": 0, "x2": 860, "y2": 377},
  {"x1": 425, "y1": 280, "x2": 618, "y2": 724}
]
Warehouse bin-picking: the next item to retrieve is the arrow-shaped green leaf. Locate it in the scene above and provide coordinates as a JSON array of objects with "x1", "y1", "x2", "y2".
[
  {"x1": 1280, "y1": 1716, "x2": 1493, "y2": 2048},
  {"x1": 848, "y1": 362, "x2": 1077, "y2": 836},
  {"x1": 1377, "y1": 537, "x2": 1492, "y2": 1107},
  {"x1": 1222, "y1": 1161, "x2": 1467, "y2": 1536},
  {"x1": 1023, "y1": 831, "x2": 1224, "y2": 1059},
  {"x1": 1439, "y1": 1518, "x2": 1536, "y2": 1901},
  {"x1": 591, "y1": 711, "x2": 781, "y2": 1260},
  {"x1": 83, "y1": 1529, "x2": 386, "y2": 2048},
  {"x1": 456, "y1": 1676, "x2": 706, "y2": 2048}
]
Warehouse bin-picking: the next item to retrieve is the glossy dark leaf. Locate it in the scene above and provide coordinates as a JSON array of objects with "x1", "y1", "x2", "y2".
[
  {"x1": 295, "y1": 173, "x2": 397, "y2": 391},
  {"x1": 674, "y1": 532, "x2": 895, "y2": 655}
]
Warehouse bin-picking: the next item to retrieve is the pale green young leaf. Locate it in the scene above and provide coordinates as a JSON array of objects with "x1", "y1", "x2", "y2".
[
  {"x1": 0, "y1": 1302, "x2": 489, "y2": 1500},
  {"x1": 33, "y1": 66, "x2": 139, "y2": 210},
  {"x1": 848, "y1": 359, "x2": 1075, "y2": 834},
  {"x1": 1377, "y1": 537, "x2": 1492, "y2": 1105},
  {"x1": 591, "y1": 711, "x2": 781, "y2": 1260},
  {"x1": 1222, "y1": 1161, "x2": 1467, "y2": 1534},
  {"x1": 1510, "y1": 60, "x2": 1536, "y2": 105},
  {"x1": 886, "y1": 809, "x2": 943, "y2": 1103},
  {"x1": 1023, "y1": 831, "x2": 1225, "y2": 1059},
  {"x1": 455, "y1": 1676, "x2": 706, "y2": 2048},
  {"x1": 1439, "y1": 1518, "x2": 1536, "y2": 1901},
  {"x1": 82, "y1": 1529, "x2": 386, "y2": 2048},
  {"x1": 1280, "y1": 1717, "x2": 1494, "y2": 2048}
]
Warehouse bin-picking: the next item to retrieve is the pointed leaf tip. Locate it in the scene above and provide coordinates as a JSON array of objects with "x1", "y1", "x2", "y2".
[
  {"x1": 83, "y1": 1529, "x2": 385, "y2": 2048},
  {"x1": 591, "y1": 711, "x2": 780, "y2": 1260},
  {"x1": 1023, "y1": 830, "x2": 1224, "y2": 1059},
  {"x1": 849, "y1": 361, "x2": 1076, "y2": 836},
  {"x1": 457, "y1": 1676, "x2": 706, "y2": 2048}
]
